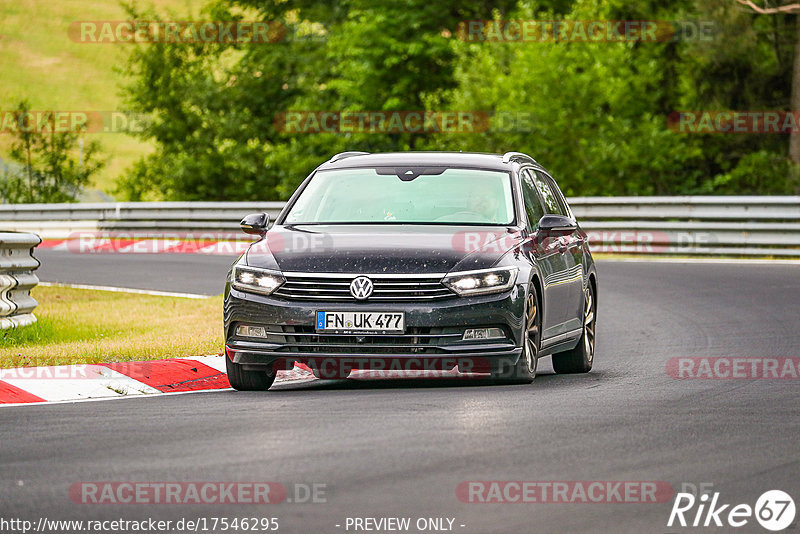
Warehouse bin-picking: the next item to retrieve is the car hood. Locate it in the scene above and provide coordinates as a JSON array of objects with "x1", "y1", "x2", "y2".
[{"x1": 245, "y1": 224, "x2": 523, "y2": 274}]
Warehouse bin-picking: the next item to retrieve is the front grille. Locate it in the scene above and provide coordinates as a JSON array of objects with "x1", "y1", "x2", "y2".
[
  {"x1": 230, "y1": 324, "x2": 516, "y2": 356},
  {"x1": 273, "y1": 273, "x2": 455, "y2": 302},
  {"x1": 274, "y1": 326, "x2": 456, "y2": 354},
  {"x1": 258, "y1": 326, "x2": 515, "y2": 355}
]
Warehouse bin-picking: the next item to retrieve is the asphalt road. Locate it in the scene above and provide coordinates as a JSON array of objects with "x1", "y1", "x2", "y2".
[
  {"x1": 2, "y1": 255, "x2": 799, "y2": 533},
  {"x1": 35, "y1": 250, "x2": 235, "y2": 295}
]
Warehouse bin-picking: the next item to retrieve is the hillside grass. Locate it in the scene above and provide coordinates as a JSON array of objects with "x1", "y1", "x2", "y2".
[{"x1": 0, "y1": 0, "x2": 202, "y2": 196}]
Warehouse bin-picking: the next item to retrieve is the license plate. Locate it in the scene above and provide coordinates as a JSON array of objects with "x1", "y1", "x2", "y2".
[{"x1": 316, "y1": 311, "x2": 404, "y2": 333}]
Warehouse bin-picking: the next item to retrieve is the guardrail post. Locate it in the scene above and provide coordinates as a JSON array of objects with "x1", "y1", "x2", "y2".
[{"x1": 0, "y1": 232, "x2": 41, "y2": 329}]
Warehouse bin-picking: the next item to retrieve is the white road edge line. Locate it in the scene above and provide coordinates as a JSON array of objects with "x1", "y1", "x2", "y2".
[{"x1": 38, "y1": 282, "x2": 213, "y2": 299}]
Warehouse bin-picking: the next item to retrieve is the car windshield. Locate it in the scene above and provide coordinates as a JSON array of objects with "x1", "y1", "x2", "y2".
[{"x1": 283, "y1": 167, "x2": 515, "y2": 225}]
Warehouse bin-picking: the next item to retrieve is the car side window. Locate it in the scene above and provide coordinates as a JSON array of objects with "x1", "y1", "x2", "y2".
[
  {"x1": 537, "y1": 171, "x2": 573, "y2": 218},
  {"x1": 520, "y1": 169, "x2": 545, "y2": 230},
  {"x1": 532, "y1": 170, "x2": 567, "y2": 216}
]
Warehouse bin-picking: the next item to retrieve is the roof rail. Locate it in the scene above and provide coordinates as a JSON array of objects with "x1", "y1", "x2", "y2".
[
  {"x1": 502, "y1": 151, "x2": 537, "y2": 165},
  {"x1": 329, "y1": 151, "x2": 370, "y2": 163}
]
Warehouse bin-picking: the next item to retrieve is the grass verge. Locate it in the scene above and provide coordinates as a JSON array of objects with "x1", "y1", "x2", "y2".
[
  {"x1": 0, "y1": 0, "x2": 201, "y2": 194},
  {"x1": 0, "y1": 286, "x2": 223, "y2": 368}
]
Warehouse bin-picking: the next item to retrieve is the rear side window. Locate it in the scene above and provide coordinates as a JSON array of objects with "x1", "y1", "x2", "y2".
[
  {"x1": 532, "y1": 170, "x2": 567, "y2": 216},
  {"x1": 537, "y1": 170, "x2": 572, "y2": 217},
  {"x1": 520, "y1": 169, "x2": 545, "y2": 229}
]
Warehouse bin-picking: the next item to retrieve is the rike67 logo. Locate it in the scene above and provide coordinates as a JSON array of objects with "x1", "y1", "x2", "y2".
[{"x1": 668, "y1": 489, "x2": 796, "y2": 531}]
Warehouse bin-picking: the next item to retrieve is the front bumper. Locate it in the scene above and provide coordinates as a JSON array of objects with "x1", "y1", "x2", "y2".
[{"x1": 224, "y1": 284, "x2": 526, "y2": 370}]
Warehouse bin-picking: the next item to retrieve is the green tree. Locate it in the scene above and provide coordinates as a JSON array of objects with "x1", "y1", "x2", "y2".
[
  {"x1": 1, "y1": 101, "x2": 104, "y2": 203},
  {"x1": 729, "y1": 0, "x2": 800, "y2": 191},
  {"x1": 118, "y1": 0, "x2": 800, "y2": 199},
  {"x1": 118, "y1": 0, "x2": 517, "y2": 200},
  {"x1": 433, "y1": 0, "x2": 797, "y2": 195},
  {"x1": 431, "y1": 0, "x2": 706, "y2": 195}
]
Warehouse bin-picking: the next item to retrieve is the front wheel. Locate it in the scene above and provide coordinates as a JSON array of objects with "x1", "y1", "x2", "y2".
[
  {"x1": 491, "y1": 287, "x2": 539, "y2": 384},
  {"x1": 226, "y1": 356, "x2": 276, "y2": 391},
  {"x1": 552, "y1": 282, "x2": 596, "y2": 374}
]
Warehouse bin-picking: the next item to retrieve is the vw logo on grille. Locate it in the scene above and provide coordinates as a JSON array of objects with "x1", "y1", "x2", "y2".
[{"x1": 349, "y1": 276, "x2": 374, "y2": 300}]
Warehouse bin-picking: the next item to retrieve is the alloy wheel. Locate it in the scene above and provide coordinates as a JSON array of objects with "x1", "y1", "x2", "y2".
[
  {"x1": 583, "y1": 286, "x2": 596, "y2": 363},
  {"x1": 524, "y1": 292, "x2": 539, "y2": 372}
]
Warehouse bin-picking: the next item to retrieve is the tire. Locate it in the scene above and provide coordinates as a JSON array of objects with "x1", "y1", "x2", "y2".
[
  {"x1": 552, "y1": 281, "x2": 596, "y2": 374},
  {"x1": 225, "y1": 356, "x2": 276, "y2": 391},
  {"x1": 491, "y1": 285, "x2": 540, "y2": 384}
]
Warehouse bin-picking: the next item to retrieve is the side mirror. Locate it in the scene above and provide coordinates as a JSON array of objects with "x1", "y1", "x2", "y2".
[
  {"x1": 240, "y1": 213, "x2": 269, "y2": 236},
  {"x1": 537, "y1": 214, "x2": 577, "y2": 234}
]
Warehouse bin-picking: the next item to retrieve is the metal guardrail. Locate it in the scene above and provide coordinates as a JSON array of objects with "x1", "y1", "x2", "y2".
[
  {"x1": 0, "y1": 202, "x2": 286, "y2": 238},
  {"x1": 0, "y1": 232, "x2": 41, "y2": 329},
  {"x1": 569, "y1": 196, "x2": 800, "y2": 256},
  {"x1": 0, "y1": 197, "x2": 798, "y2": 256},
  {"x1": 570, "y1": 196, "x2": 800, "y2": 220}
]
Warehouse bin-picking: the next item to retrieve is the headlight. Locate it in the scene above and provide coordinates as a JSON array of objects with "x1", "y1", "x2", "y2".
[
  {"x1": 231, "y1": 265, "x2": 285, "y2": 295},
  {"x1": 443, "y1": 267, "x2": 518, "y2": 296}
]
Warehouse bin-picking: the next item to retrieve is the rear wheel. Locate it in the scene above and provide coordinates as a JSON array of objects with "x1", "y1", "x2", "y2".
[
  {"x1": 226, "y1": 356, "x2": 276, "y2": 391},
  {"x1": 552, "y1": 282, "x2": 596, "y2": 374},
  {"x1": 491, "y1": 286, "x2": 539, "y2": 384}
]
